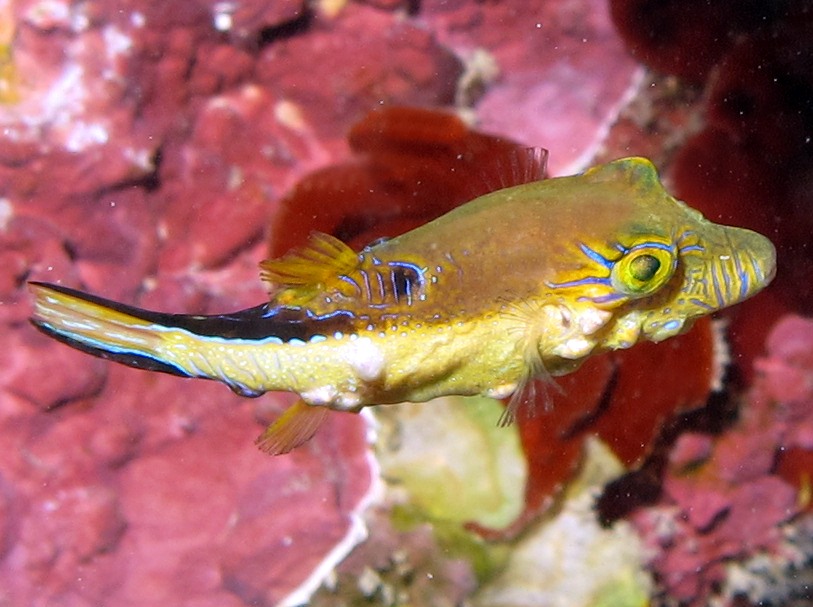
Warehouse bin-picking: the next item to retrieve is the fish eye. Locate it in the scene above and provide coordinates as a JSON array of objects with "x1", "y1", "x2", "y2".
[
  {"x1": 629, "y1": 254, "x2": 660, "y2": 282},
  {"x1": 611, "y1": 243, "x2": 676, "y2": 297}
]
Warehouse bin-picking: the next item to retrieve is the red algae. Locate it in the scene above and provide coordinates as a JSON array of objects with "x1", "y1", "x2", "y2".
[
  {"x1": 631, "y1": 315, "x2": 813, "y2": 605},
  {"x1": 607, "y1": 7, "x2": 813, "y2": 603},
  {"x1": 0, "y1": 0, "x2": 699, "y2": 604},
  {"x1": 269, "y1": 106, "x2": 538, "y2": 256}
]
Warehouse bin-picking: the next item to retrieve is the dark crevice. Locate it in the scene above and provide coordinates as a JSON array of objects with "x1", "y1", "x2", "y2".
[
  {"x1": 405, "y1": 0, "x2": 421, "y2": 16},
  {"x1": 95, "y1": 145, "x2": 164, "y2": 196},
  {"x1": 596, "y1": 389, "x2": 739, "y2": 525},
  {"x1": 141, "y1": 146, "x2": 163, "y2": 192},
  {"x1": 256, "y1": 9, "x2": 313, "y2": 49},
  {"x1": 62, "y1": 239, "x2": 78, "y2": 262},
  {"x1": 561, "y1": 363, "x2": 620, "y2": 440}
]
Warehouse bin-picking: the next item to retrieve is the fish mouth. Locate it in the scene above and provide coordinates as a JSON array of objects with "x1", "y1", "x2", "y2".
[{"x1": 681, "y1": 224, "x2": 777, "y2": 314}]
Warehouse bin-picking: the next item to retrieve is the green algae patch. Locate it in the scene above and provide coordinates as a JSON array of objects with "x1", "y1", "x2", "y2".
[
  {"x1": 373, "y1": 395, "x2": 527, "y2": 531},
  {"x1": 472, "y1": 438, "x2": 652, "y2": 607}
]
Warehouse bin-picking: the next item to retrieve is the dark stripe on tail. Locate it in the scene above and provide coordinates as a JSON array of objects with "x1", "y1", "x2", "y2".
[{"x1": 30, "y1": 320, "x2": 191, "y2": 377}]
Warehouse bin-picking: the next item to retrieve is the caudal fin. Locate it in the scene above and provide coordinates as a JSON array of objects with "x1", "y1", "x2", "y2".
[{"x1": 29, "y1": 282, "x2": 190, "y2": 377}]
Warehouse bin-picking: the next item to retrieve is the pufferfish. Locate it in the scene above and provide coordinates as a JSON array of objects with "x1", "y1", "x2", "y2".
[{"x1": 29, "y1": 155, "x2": 776, "y2": 455}]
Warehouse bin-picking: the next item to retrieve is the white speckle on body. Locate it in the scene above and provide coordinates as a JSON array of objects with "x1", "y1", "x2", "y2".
[
  {"x1": 551, "y1": 337, "x2": 595, "y2": 359},
  {"x1": 576, "y1": 307, "x2": 612, "y2": 335},
  {"x1": 485, "y1": 383, "x2": 517, "y2": 399},
  {"x1": 301, "y1": 386, "x2": 338, "y2": 406},
  {"x1": 345, "y1": 337, "x2": 385, "y2": 382},
  {"x1": 336, "y1": 392, "x2": 363, "y2": 410}
]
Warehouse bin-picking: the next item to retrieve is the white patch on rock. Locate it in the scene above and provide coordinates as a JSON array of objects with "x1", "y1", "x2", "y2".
[
  {"x1": 279, "y1": 441, "x2": 383, "y2": 607},
  {"x1": 103, "y1": 25, "x2": 133, "y2": 59},
  {"x1": 0, "y1": 198, "x2": 13, "y2": 232},
  {"x1": 212, "y1": 3, "x2": 234, "y2": 32},
  {"x1": 473, "y1": 438, "x2": 652, "y2": 607}
]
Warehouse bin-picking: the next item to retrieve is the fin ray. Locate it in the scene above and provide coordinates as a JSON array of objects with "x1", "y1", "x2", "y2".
[
  {"x1": 498, "y1": 296, "x2": 559, "y2": 425},
  {"x1": 475, "y1": 147, "x2": 548, "y2": 196},
  {"x1": 260, "y1": 232, "x2": 359, "y2": 293},
  {"x1": 255, "y1": 399, "x2": 329, "y2": 455}
]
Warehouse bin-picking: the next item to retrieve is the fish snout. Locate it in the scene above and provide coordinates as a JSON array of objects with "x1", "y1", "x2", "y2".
[
  {"x1": 702, "y1": 226, "x2": 777, "y2": 310},
  {"x1": 748, "y1": 229, "x2": 777, "y2": 287}
]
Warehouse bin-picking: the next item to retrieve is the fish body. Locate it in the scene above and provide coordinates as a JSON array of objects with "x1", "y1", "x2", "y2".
[{"x1": 30, "y1": 157, "x2": 776, "y2": 453}]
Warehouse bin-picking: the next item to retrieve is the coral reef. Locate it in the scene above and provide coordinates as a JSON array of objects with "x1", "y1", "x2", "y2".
[
  {"x1": 606, "y1": 4, "x2": 813, "y2": 604},
  {"x1": 5, "y1": 0, "x2": 805, "y2": 603},
  {"x1": 0, "y1": 0, "x2": 644, "y2": 604},
  {"x1": 631, "y1": 315, "x2": 813, "y2": 605}
]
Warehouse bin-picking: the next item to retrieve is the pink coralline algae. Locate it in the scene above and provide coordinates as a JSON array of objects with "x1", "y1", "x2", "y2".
[
  {"x1": 1, "y1": 0, "x2": 643, "y2": 604},
  {"x1": 632, "y1": 315, "x2": 813, "y2": 606}
]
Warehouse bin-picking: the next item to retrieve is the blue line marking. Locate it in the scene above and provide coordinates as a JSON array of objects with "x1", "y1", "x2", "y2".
[
  {"x1": 710, "y1": 264, "x2": 725, "y2": 308},
  {"x1": 689, "y1": 298, "x2": 714, "y2": 310},
  {"x1": 546, "y1": 276, "x2": 612, "y2": 289},
  {"x1": 733, "y1": 252, "x2": 750, "y2": 301},
  {"x1": 374, "y1": 271, "x2": 386, "y2": 300},
  {"x1": 721, "y1": 261, "x2": 733, "y2": 302},
  {"x1": 750, "y1": 251, "x2": 765, "y2": 282},
  {"x1": 360, "y1": 270, "x2": 372, "y2": 301},
  {"x1": 338, "y1": 274, "x2": 362, "y2": 296},
  {"x1": 578, "y1": 242, "x2": 614, "y2": 269},
  {"x1": 628, "y1": 241, "x2": 673, "y2": 253},
  {"x1": 387, "y1": 261, "x2": 424, "y2": 280}
]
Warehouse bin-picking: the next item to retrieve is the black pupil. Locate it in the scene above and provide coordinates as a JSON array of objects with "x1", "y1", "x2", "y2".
[{"x1": 630, "y1": 254, "x2": 660, "y2": 281}]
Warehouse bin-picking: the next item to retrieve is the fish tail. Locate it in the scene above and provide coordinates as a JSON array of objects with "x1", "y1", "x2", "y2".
[{"x1": 29, "y1": 282, "x2": 188, "y2": 377}]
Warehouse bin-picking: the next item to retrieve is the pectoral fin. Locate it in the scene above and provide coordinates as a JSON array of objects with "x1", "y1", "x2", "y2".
[{"x1": 255, "y1": 399, "x2": 329, "y2": 455}]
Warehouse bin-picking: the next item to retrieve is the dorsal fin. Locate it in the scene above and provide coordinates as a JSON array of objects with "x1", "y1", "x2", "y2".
[
  {"x1": 262, "y1": 231, "x2": 427, "y2": 310},
  {"x1": 260, "y1": 232, "x2": 360, "y2": 301},
  {"x1": 472, "y1": 147, "x2": 548, "y2": 198}
]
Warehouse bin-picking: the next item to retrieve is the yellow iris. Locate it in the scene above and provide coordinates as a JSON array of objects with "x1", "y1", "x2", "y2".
[{"x1": 611, "y1": 241, "x2": 677, "y2": 297}]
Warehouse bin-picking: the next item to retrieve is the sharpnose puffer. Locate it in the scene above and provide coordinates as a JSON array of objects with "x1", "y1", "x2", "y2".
[{"x1": 30, "y1": 156, "x2": 776, "y2": 454}]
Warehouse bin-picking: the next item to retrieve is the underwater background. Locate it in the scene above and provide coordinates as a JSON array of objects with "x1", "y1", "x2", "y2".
[{"x1": 1, "y1": 0, "x2": 812, "y2": 605}]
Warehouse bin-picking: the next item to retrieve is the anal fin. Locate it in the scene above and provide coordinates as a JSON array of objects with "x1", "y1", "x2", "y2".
[{"x1": 255, "y1": 399, "x2": 329, "y2": 455}]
